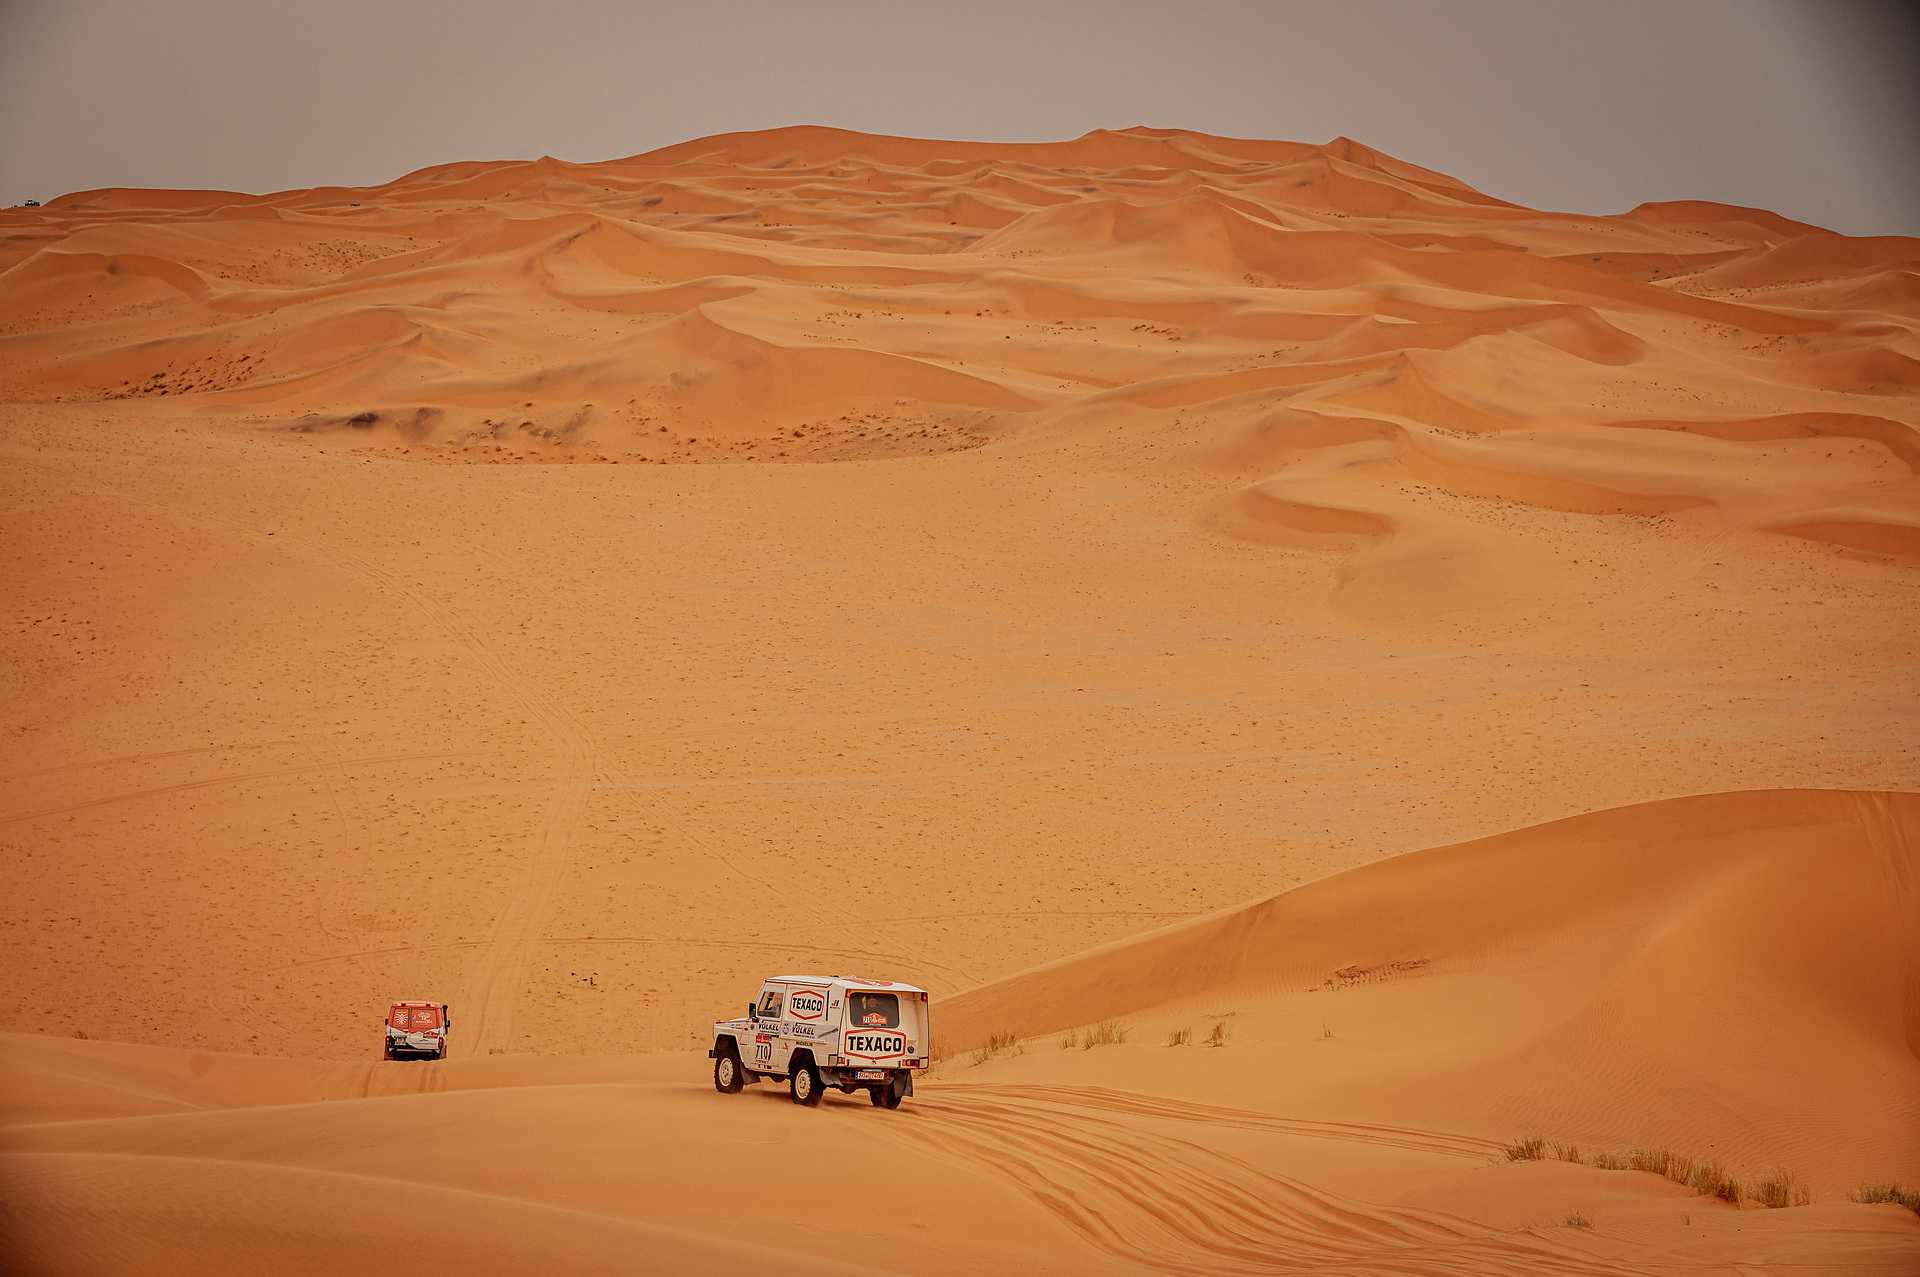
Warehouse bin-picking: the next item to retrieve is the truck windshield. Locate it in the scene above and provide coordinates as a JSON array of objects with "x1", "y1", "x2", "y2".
[
  {"x1": 846, "y1": 992, "x2": 899, "y2": 1029},
  {"x1": 390, "y1": 1007, "x2": 441, "y2": 1030}
]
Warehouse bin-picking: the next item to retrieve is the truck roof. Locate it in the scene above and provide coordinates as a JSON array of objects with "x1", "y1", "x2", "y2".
[{"x1": 764, "y1": 974, "x2": 928, "y2": 996}]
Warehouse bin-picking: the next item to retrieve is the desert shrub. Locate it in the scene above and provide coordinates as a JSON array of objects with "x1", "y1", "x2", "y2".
[
  {"x1": 1850, "y1": 1183, "x2": 1920, "y2": 1214},
  {"x1": 1059, "y1": 1028, "x2": 1078, "y2": 1049},
  {"x1": 970, "y1": 1030, "x2": 1021, "y2": 1066},
  {"x1": 1502, "y1": 1138, "x2": 1810, "y2": 1209},
  {"x1": 1689, "y1": 1162, "x2": 1742, "y2": 1204},
  {"x1": 1081, "y1": 1019, "x2": 1129, "y2": 1049},
  {"x1": 1164, "y1": 1027, "x2": 1191, "y2": 1047},
  {"x1": 1561, "y1": 1211, "x2": 1592, "y2": 1228},
  {"x1": 1207, "y1": 1021, "x2": 1228, "y2": 1047},
  {"x1": 1750, "y1": 1167, "x2": 1811, "y2": 1209}
]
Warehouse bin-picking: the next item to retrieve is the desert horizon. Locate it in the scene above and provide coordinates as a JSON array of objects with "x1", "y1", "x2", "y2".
[{"x1": 2, "y1": 122, "x2": 1917, "y2": 1274}]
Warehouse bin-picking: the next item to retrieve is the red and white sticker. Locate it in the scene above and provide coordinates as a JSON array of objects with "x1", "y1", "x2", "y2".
[{"x1": 786, "y1": 989, "x2": 826, "y2": 1021}]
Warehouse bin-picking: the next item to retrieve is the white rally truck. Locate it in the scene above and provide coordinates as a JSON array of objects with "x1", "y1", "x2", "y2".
[{"x1": 710, "y1": 975, "x2": 928, "y2": 1108}]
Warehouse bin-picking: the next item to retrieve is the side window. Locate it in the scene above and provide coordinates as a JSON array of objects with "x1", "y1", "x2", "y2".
[{"x1": 757, "y1": 989, "x2": 784, "y2": 1019}]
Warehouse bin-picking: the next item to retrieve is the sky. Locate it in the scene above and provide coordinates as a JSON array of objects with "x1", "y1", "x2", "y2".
[{"x1": 1, "y1": 0, "x2": 1916, "y2": 236}]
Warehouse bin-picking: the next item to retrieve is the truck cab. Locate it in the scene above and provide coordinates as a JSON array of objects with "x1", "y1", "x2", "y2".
[
  {"x1": 384, "y1": 1001, "x2": 449, "y2": 1060},
  {"x1": 710, "y1": 975, "x2": 928, "y2": 1108}
]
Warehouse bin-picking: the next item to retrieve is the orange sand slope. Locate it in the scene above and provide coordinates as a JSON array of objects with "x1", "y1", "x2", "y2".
[
  {"x1": 3, "y1": 125, "x2": 1917, "y2": 613},
  {"x1": 4, "y1": 790, "x2": 1918, "y2": 1276}
]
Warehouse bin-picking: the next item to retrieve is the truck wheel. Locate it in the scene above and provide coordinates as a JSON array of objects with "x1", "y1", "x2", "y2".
[
  {"x1": 713, "y1": 1047, "x2": 745, "y2": 1094},
  {"x1": 869, "y1": 1085, "x2": 902, "y2": 1110},
  {"x1": 790, "y1": 1059, "x2": 823, "y2": 1107}
]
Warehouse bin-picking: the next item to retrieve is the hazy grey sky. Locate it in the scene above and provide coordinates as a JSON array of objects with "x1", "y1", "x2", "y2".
[{"x1": 2, "y1": 0, "x2": 1915, "y2": 236}]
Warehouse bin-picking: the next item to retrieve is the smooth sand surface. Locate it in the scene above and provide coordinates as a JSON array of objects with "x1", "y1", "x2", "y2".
[{"x1": 2, "y1": 127, "x2": 1917, "y2": 1272}]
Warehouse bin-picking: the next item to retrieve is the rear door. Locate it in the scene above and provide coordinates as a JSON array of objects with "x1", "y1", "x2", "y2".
[{"x1": 841, "y1": 990, "x2": 908, "y2": 1074}]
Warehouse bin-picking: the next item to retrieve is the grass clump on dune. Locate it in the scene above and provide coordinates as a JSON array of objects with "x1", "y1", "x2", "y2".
[
  {"x1": 1164, "y1": 1027, "x2": 1191, "y2": 1047},
  {"x1": 1851, "y1": 1183, "x2": 1920, "y2": 1214},
  {"x1": 971, "y1": 1030, "x2": 1022, "y2": 1065},
  {"x1": 1057, "y1": 1019, "x2": 1134, "y2": 1051},
  {"x1": 1501, "y1": 1137, "x2": 1808, "y2": 1207}
]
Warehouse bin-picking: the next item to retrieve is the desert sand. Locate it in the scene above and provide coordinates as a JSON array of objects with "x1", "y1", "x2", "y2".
[{"x1": 1, "y1": 126, "x2": 1917, "y2": 1273}]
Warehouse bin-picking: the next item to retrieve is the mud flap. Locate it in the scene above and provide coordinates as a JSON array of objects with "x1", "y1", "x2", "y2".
[{"x1": 895, "y1": 1072, "x2": 913, "y2": 1099}]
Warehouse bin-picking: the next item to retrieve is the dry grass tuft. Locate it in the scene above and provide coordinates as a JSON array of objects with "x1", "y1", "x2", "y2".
[
  {"x1": 1749, "y1": 1166, "x2": 1811, "y2": 1209},
  {"x1": 1080, "y1": 1019, "x2": 1129, "y2": 1049},
  {"x1": 1850, "y1": 1183, "x2": 1920, "y2": 1214},
  {"x1": 1059, "y1": 1028, "x2": 1078, "y2": 1050},
  {"x1": 1320, "y1": 1022, "x2": 1334, "y2": 1039},
  {"x1": 1207, "y1": 1021, "x2": 1229, "y2": 1047},
  {"x1": 1164, "y1": 1027, "x2": 1191, "y2": 1047},
  {"x1": 1503, "y1": 1137, "x2": 1805, "y2": 1207},
  {"x1": 970, "y1": 1030, "x2": 1022, "y2": 1066},
  {"x1": 1560, "y1": 1210, "x2": 1592, "y2": 1228}
]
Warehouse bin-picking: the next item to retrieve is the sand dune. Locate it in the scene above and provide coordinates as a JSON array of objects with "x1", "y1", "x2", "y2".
[
  {"x1": 5, "y1": 789, "x2": 1916, "y2": 1274},
  {"x1": 3, "y1": 126, "x2": 1917, "y2": 1271}
]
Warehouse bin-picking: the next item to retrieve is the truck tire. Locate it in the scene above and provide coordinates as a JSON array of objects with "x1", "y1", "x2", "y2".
[
  {"x1": 868, "y1": 1084, "x2": 902, "y2": 1110},
  {"x1": 713, "y1": 1045, "x2": 745, "y2": 1094},
  {"x1": 790, "y1": 1057, "x2": 823, "y2": 1107}
]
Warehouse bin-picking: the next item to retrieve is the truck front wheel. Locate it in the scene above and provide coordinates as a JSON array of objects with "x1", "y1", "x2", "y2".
[
  {"x1": 790, "y1": 1058, "x2": 823, "y2": 1107},
  {"x1": 713, "y1": 1046, "x2": 745, "y2": 1094}
]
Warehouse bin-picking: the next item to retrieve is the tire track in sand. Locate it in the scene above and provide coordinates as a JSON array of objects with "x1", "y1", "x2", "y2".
[
  {"x1": 887, "y1": 1087, "x2": 1637, "y2": 1276},
  {"x1": 306, "y1": 543, "x2": 597, "y2": 1058},
  {"x1": 948, "y1": 1084, "x2": 1506, "y2": 1160},
  {"x1": 74, "y1": 480, "x2": 593, "y2": 1057}
]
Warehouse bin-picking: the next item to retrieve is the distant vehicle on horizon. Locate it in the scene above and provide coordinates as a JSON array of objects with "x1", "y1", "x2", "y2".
[
  {"x1": 384, "y1": 1000, "x2": 450, "y2": 1060},
  {"x1": 22, "y1": 200, "x2": 39, "y2": 207}
]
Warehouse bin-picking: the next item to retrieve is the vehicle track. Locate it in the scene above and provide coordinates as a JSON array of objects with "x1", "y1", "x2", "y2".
[
  {"x1": 313, "y1": 543, "x2": 599, "y2": 1058},
  {"x1": 891, "y1": 1088, "x2": 1633, "y2": 1275},
  {"x1": 940, "y1": 1085, "x2": 1506, "y2": 1160},
  {"x1": 0, "y1": 739, "x2": 295, "y2": 785},
  {"x1": 0, "y1": 751, "x2": 484, "y2": 827}
]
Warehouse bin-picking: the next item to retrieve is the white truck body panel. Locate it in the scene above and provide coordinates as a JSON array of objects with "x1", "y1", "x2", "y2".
[{"x1": 711, "y1": 975, "x2": 928, "y2": 1094}]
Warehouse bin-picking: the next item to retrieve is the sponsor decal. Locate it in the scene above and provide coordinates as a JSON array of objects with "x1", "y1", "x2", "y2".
[
  {"x1": 755, "y1": 1032, "x2": 773, "y2": 1044},
  {"x1": 844, "y1": 1030, "x2": 906, "y2": 1061},
  {"x1": 786, "y1": 989, "x2": 827, "y2": 1021},
  {"x1": 860, "y1": 1011, "x2": 889, "y2": 1026},
  {"x1": 790, "y1": 1025, "x2": 812, "y2": 1037}
]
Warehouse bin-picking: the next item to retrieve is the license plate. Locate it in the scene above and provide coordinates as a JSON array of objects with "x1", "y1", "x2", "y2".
[{"x1": 855, "y1": 1069, "x2": 888, "y2": 1081}]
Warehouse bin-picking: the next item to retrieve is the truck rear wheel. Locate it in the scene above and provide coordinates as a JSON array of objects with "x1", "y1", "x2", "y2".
[
  {"x1": 713, "y1": 1046, "x2": 745, "y2": 1094},
  {"x1": 790, "y1": 1058, "x2": 823, "y2": 1107},
  {"x1": 868, "y1": 1085, "x2": 902, "y2": 1110}
]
